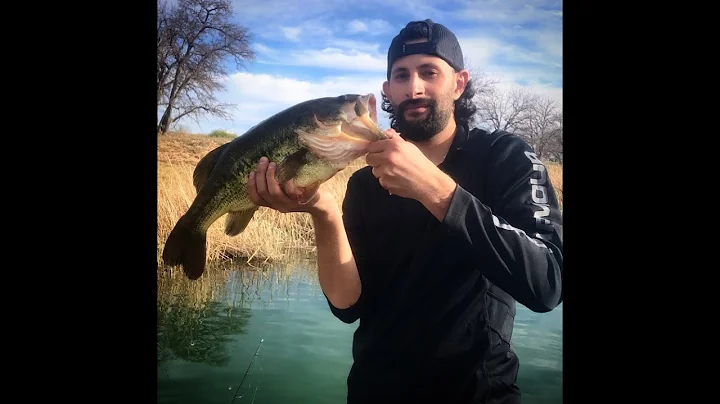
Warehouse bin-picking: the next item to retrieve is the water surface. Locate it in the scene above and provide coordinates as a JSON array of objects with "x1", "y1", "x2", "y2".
[{"x1": 157, "y1": 258, "x2": 562, "y2": 403}]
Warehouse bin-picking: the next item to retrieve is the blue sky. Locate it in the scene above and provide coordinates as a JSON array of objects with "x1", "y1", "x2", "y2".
[{"x1": 167, "y1": 0, "x2": 563, "y2": 135}]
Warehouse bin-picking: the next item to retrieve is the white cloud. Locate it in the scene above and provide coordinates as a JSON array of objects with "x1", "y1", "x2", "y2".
[
  {"x1": 256, "y1": 32, "x2": 558, "y2": 77},
  {"x1": 327, "y1": 39, "x2": 381, "y2": 54},
  {"x1": 255, "y1": 20, "x2": 335, "y2": 43},
  {"x1": 231, "y1": 0, "x2": 339, "y2": 23},
  {"x1": 257, "y1": 46, "x2": 387, "y2": 72},
  {"x1": 249, "y1": 19, "x2": 389, "y2": 71},
  {"x1": 290, "y1": 48, "x2": 386, "y2": 71},
  {"x1": 281, "y1": 27, "x2": 301, "y2": 41},
  {"x1": 456, "y1": 31, "x2": 561, "y2": 70},
  {"x1": 496, "y1": 26, "x2": 563, "y2": 60},
  {"x1": 384, "y1": 1, "x2": 449, "y2": 22},
  {"x1": 452, "y1": 0, "x2": 563, "y2": 26},
  {"x1": 168, "y1": 0, "x2": 563, "y2": 136},
  {"x1": 231, "y1": 0, "x2": 446, "y2": 27},
  {"x1": 233, "y1": 2, "x2": 561, "y2": 76},
  {"x1": 479, "y1": 68, "x2": 562, "y2": 107},
  {"x1": 344, "y1": 19, "x2": 394, "y2": 36},
  {"x1": 180, "y1": 72, "x2": 391, "y2": 135},
  {"x1": 176, "y1": 68, "x2": 560, "y2": 137},
  {"x1": 454, "y1": 34, "x2": 561, "y2": 108},
  {"x1": 253, "y1": 43, "x2": 272, "y2": 53},
  {"x1": 347, "y1": 20, "x2": 368, "y2": 34},
  {"x1": 457, "y1": 36, "x2": 501, "y2": 68}
]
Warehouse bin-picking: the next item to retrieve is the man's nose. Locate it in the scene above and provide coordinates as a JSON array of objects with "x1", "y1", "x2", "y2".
[{"x1": 407, "y1": 74, "x2": 425, "y2": 98}]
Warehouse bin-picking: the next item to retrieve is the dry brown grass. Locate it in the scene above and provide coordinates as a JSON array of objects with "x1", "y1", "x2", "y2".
[
  {"x1": 157, "y1": 131, "x2": 563, "y2": 267},
  {"x1": 545, "y1": 161, "x2": 563, "y2": 209}
]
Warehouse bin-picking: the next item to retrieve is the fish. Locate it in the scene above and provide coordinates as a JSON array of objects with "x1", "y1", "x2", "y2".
[{"x1": 161, "y1": 93, "x2": 387, "y2": 280}]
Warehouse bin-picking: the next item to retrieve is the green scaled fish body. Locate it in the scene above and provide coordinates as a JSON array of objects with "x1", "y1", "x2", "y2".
[{"x1": 162, "y1": 93, "x2": 387, "y2": 280}]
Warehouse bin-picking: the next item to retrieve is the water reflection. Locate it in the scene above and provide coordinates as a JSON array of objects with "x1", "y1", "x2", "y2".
[
  {"x1": 157, "y1": 256, "x2": 563, "y2": 404},
  {"x1": 157, "y1": 300, "x2": 251, "y2": 367},
  {"x1": 157, "y1": 265, "x2": 253, "y2": 372},
  {"x1": 156, "y1": 257, "x2": 315, "y2": 367},
  {"x1": 513, "y1": 304, "x2": 563, "y2": 403}
]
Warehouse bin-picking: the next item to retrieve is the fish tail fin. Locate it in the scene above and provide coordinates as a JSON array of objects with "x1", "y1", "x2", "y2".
[{"x1": 161, "y1": 216, "x2": 207, "y2": 280}]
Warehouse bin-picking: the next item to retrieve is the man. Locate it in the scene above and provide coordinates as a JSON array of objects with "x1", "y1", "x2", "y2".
[{"x1": 247, "y1": 19, "x2": 563, "y2": 404}]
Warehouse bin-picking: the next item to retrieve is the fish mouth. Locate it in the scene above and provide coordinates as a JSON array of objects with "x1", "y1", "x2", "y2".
[
  {"x1": 341, "y1": 93, "x2": 387, "y2": 142},
  {"x1": 365, "y1": 93, "x2": 378, "y2": 125}
]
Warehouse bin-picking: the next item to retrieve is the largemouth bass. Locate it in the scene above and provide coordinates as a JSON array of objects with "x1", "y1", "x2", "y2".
[{"x1": 162, "y1": 93, "x2": 387, "y2": 280}]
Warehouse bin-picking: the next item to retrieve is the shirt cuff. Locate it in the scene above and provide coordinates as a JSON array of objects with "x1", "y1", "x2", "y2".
[
  {"x1": 325, "y1": 293, "x2": 362, "y2": 324},
  {"x1": 440, "y1": 183, "x2": 476, "y2": 232}
]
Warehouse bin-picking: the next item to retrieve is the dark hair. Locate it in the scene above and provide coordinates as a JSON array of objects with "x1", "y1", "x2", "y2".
[{"x1": 381, "y1": 21, "x2": 478, "y2": 131}]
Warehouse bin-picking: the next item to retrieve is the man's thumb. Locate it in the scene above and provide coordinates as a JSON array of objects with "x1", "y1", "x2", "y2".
[{"x1": 384, "y1": 128, "x2": 399, "y2": 139}]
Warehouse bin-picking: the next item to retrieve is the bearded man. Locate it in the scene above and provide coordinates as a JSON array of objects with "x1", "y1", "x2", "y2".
[{"x1": 247, "y1": 18, "x2": 564, "y2": 404}]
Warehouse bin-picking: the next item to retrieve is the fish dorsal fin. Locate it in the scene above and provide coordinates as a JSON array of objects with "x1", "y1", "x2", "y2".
[
  {"x1": 274, "y1": 148, "x2": 308, "y2": 184},
  {"x1": 193, "y1": 143, "x2": 229, "y2": 193}
]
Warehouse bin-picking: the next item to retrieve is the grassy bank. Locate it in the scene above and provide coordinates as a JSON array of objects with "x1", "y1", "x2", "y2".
[{"x1": 157, "y1": 132, "x2": 563, "y2": 266}]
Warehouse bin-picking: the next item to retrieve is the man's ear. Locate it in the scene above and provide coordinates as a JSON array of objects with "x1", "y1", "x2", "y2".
[
  {"x1": 453, "y1": 70, "x2": 470, "y2": 100},
  {"x1": 382, "y1": 81, "x2": 391, "y2": 103}
]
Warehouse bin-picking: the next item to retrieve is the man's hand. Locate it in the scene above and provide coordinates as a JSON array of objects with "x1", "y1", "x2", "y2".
[
  {"x1": 247, "y1": 156, "x2": 332, "y2": 215},
  {"x1": 365, "y1": 130, "x2": 457, "y2": 210}
]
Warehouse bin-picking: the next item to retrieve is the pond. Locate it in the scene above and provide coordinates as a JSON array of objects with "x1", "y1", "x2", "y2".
[{"x1": 157, "y1": 256, "x2": 562, "y2": 403}]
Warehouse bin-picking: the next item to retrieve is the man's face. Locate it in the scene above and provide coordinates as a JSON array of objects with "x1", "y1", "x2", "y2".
[{"x1": 383, "y1": 49, "x2": 464, "y2": 142}]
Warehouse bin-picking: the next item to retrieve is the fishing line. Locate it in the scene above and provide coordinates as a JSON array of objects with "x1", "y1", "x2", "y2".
[{"x1": 230, "y1": 338, "x2": 264, "y2": 403}]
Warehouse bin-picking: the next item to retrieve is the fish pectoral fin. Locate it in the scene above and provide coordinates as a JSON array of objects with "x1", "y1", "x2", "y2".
[
  {"x1": 274, "y1": 148, "x2": 308, "y2": 185},
  {"x1": 284, "y1": 179, "x2": 322, "y2": 205},
  {"x1": 193, "y1": 143, "x2": 230, "y2": 193},
  {"x1": 224, "y1": 207, "x2": 259, "y2": 237}
]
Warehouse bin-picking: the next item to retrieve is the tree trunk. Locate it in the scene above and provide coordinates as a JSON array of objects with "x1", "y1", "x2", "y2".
[{"x1": 158, "y1": 105, "x2": 174, "y2": 136}]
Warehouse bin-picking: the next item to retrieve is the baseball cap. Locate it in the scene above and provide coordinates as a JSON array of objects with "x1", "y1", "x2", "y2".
[{"x1": 386, "y1": 19, "x2": 464, "y2": 80}]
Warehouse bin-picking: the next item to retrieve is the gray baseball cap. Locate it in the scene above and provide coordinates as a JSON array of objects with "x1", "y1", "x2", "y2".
[{"x1": 386, "y1": 19, "x2": 464, "y2": 80}]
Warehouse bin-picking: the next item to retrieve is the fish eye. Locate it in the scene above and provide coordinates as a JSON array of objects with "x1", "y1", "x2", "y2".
[{"x1": 337, "y1": 95, "x2": 347, "y2": 103}]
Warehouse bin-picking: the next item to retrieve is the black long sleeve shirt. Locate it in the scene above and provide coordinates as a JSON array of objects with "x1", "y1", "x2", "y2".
[{"x1": 326, "y1": 124, "x2": 563, "y2": 404}]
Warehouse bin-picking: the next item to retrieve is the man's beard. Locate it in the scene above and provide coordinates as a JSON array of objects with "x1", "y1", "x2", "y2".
[{"x1": 394, "y1": 96, "x2": 453, "y2": 142}]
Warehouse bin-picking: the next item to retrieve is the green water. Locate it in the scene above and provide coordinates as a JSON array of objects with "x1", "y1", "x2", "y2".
[{"x1": 157, "y1": 259, "x2": 562, "y2": 403}]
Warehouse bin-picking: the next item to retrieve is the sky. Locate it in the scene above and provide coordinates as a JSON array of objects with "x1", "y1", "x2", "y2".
[{"x1": 164, "y1": 0, "x2": 563, "y2": 136}]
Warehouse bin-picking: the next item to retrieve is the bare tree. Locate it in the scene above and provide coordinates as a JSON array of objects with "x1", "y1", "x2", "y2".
[
  {"x1": 463, "y1": 58, "x2": 501, "y2": 98},
  {"x1": 157, "y1": 0, "x2": 256, "y2": 136},
  {"x1": 462, "y1": 71, "x2": 500, "y2": 129},
  {"x1": 548, "y1": 110, "x2": 563, "y2": 163},
  {"x1": 517, "y1": 96, "x2": 562, "y2": 161},
  {"x1": 475, "y1": 86, "x2": 538, "y2": 133},
  {"x1": 472, "y1": 84, "x2": 563, "y2": 163}
]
